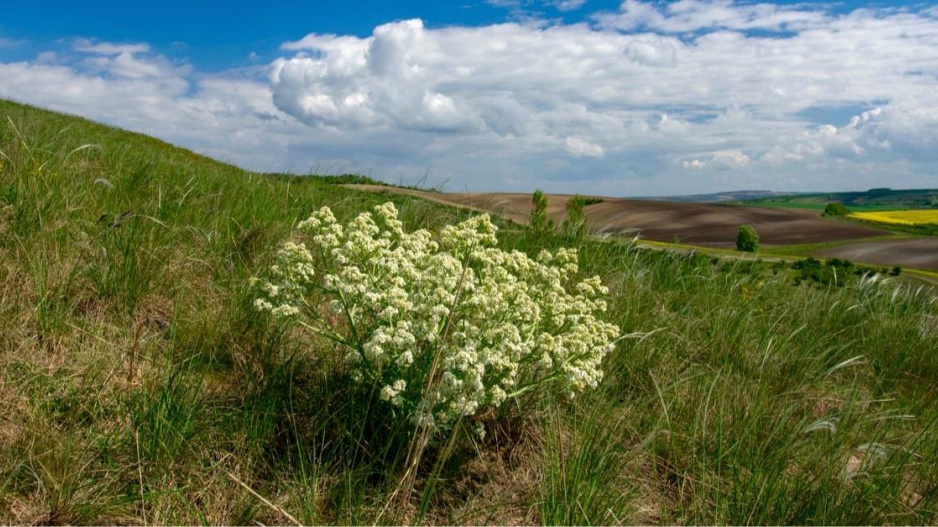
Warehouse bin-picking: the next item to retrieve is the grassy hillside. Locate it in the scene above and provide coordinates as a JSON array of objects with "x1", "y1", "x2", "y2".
[
  {"x1": 1, "y1": 99, "x2": 937, "y2": 524},
  {"x1": 742, "y1": 188, "x2": 938, "y2": 212}
]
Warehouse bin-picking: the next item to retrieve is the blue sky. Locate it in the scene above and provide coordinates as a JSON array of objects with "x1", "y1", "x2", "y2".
[
  {"x1": 1, "y1": 0, "x2": 937, "y2": 195},
  {"x1": 5, "y1": 1, "x2": 622, "y2": 69},
  {"x1": 1, "y1": 0, "x2": 917, "y2": 70}
]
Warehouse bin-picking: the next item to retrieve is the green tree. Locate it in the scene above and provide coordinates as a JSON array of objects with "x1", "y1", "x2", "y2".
[
  {"x1": 530, "y1": 189, "x2": 553, "y2": 237},
  {"x1": 561, "y1": 195, "x2": 587, "y2": 241},
  {"x1": 823, "y1": 202, "x2": 851, "y2": 217},
  {"x1": 736, "y1": 224, "x2": 760, "y2": 252}
]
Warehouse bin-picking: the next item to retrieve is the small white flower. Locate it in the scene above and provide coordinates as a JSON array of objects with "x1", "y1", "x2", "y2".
[
  {"x1": 474, "y1": 422, "x2": 486, "y2": 440},
  {"x1": 380, "y1": 379, "x2": 407, "y2": 406}
]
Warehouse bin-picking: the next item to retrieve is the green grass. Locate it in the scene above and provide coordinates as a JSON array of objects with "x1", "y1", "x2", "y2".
[
  {"x1": 740, "y1": 189, "x2": 938, "y2": 212},
  {"x1": 2, "y1": 98, "x2": 938, "y2": 524}
]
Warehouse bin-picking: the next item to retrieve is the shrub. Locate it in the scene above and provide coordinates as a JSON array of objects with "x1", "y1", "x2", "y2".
[
  {"x1": 828, "y1": 258, "x2": 855, "y2": 270},
  {"x1": 561, "y1": 195, "x2": 587, "y2": 241},
  {"x1": 823, "y1": 202, "x2": 851, "y2": 217},
  {"x1": 792, "y1": 257, "x2": 883, "y2": 285},
  {"x1": 529, "y1": 189, "x2": 553, "y2": 237},
  {"x1": 736, "y1": 224, "x2": 760, "y2": 252},
  {"x1": 792, "y1": 257, "x2": 825, "y2": 284},
  {"x1": 253, "y1": 203, "x2": 619, "y2": 430}
]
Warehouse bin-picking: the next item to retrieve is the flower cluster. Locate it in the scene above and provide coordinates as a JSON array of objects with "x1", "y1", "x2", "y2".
[{"x1": 253, "y1": 202, "x2": 619, "y2": 428}]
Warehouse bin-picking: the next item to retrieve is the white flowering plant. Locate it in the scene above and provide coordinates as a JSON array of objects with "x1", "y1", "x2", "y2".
[{"x1": 252, "y1": 202, "x2": 619, "y2": 429}]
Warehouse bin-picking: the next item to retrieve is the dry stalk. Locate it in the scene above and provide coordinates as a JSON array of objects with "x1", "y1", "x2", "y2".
[
  {"x1": 227, "y1": 471, "x2": 303, "y2": 527},
  {"x1": 128, "y1": 313, "x2": 145, "y2": 383}
]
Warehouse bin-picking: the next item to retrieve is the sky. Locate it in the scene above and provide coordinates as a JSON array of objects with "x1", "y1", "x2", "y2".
[{"x1": 1, "y1": 0, "x2": 937, "y2": 196}]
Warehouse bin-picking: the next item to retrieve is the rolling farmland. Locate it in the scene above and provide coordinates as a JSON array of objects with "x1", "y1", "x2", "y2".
[{"x1": 351, "y1": 186, "x2": 938, "y2": 271}]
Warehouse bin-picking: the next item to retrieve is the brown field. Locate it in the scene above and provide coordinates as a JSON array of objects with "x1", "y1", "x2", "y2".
[
  {"x1": 814, "y1": 238, "x2": 938, "y2": 271},
  {"x1": 350, "y1": 186, "x2": 885, "y2": 248},
  {"x1": 351, "y1": 186, "x2": 938, "y2": 271}
]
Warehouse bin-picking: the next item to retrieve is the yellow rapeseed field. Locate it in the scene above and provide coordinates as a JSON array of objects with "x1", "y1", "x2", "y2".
[{"x1": 849, "y1": 210, "x2": 938, "y2": 225}]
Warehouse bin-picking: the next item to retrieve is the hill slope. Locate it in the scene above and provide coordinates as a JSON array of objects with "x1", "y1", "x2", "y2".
[
  {"x1": 2, "y1": 99, "x2": 938, "y2": 524},
  {"x1": 743, "y1": 188, "x2": 938, "y2": 211}
]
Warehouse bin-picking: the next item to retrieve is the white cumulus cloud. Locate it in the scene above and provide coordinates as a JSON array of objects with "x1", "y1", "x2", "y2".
[
  {"x1": 0, "y1": 2, "x2": 937, "y2": 195},
  {"x1": 72, "y1": 38, "x2": 151, "y2": 55},
  {"x1": 598, "y1": 0, "x2": 829, "y2": 32},
  {"x1": 565, "y1": 136, "x2": 606, "y2": 157},
  {"x1": 684, "y1": 149, "x2": 750, "y2": 169},
  {"x1": 553, "y1": 0, "x2": 587, "y2": 11}
]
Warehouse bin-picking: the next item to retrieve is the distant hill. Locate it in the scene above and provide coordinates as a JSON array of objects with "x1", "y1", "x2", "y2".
[
  {"x1": 635, "y1": 190, "x2": 796, "y2": 203},
  {"x1": 631, "y1": 188, "x2": 938, "y2": 209},
  {"x1": 740, "y1": 188, "x2": 938, "y2": 211}
]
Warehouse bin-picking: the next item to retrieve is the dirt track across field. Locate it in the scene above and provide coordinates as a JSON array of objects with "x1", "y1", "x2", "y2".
[
  {"x1": 350, "y1": 186, "x2": 886, "y2": 248},
  {"x1": 814, "y1": 238, "x2": 938, "y2": 271}
]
